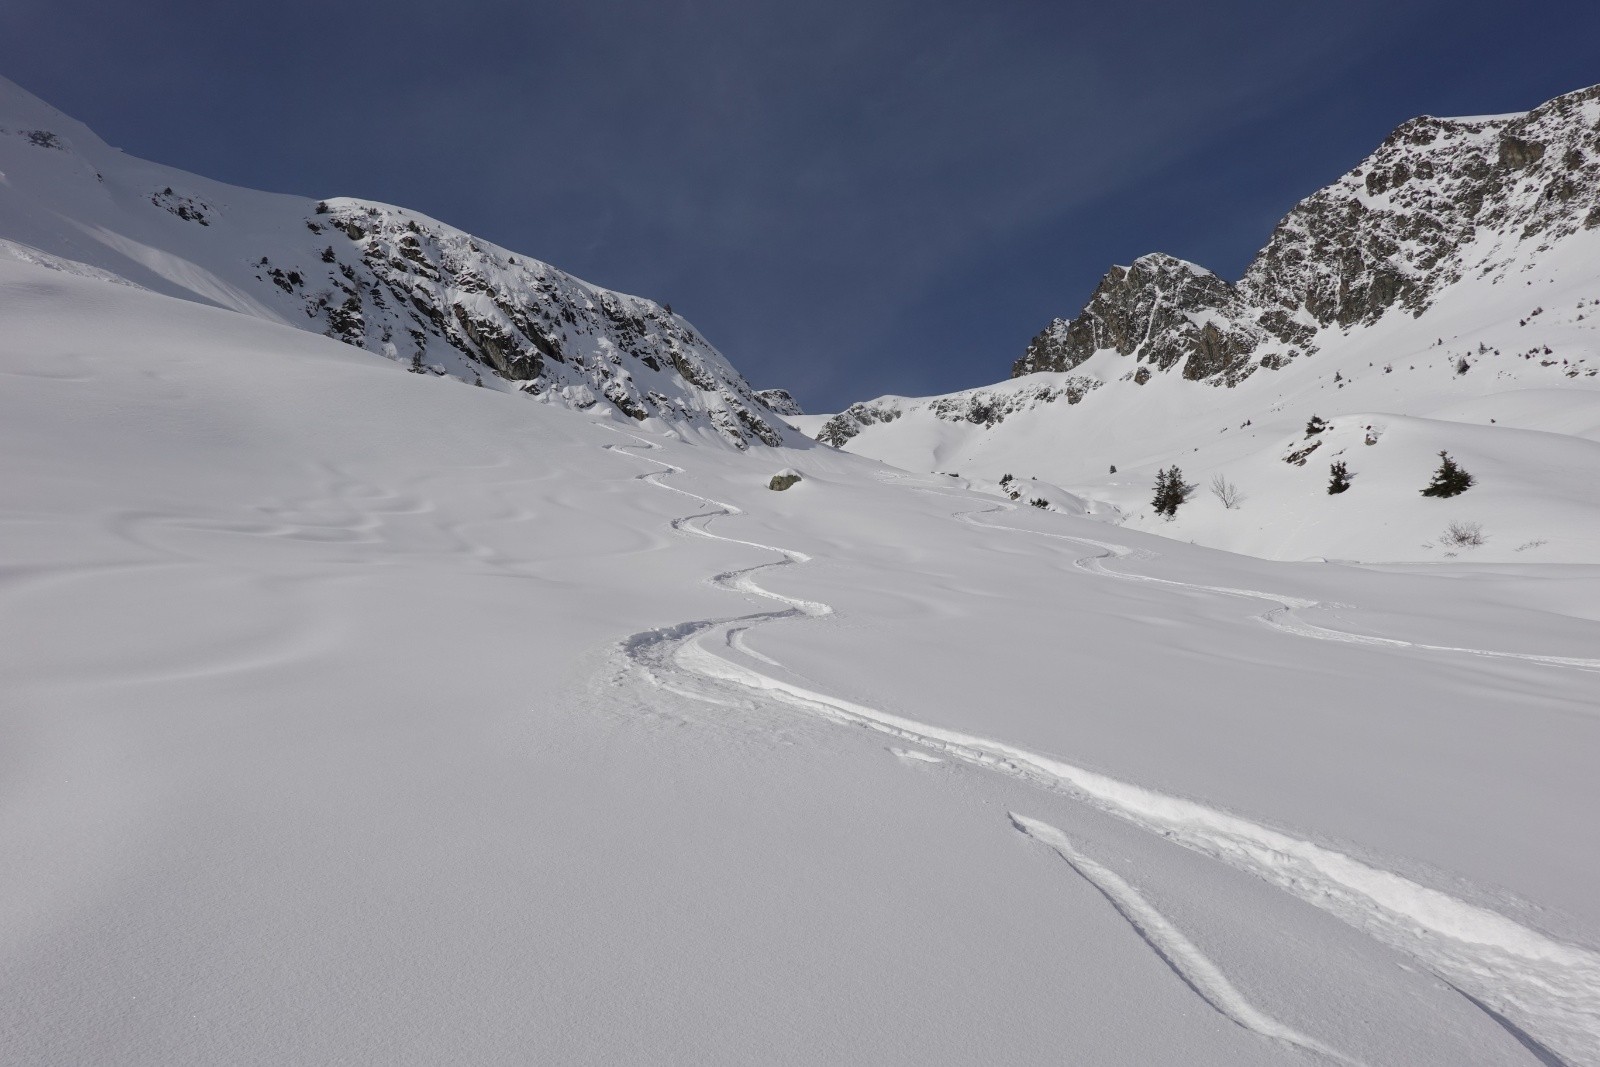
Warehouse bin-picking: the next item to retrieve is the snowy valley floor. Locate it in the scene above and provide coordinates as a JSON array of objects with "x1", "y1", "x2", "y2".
[{"x1": 3, "y1": 262, "x2": 1600, "y2": 1064}]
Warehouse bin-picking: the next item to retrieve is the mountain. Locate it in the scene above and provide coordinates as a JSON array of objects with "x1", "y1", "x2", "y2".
[
  {"x1": 0, "y1": 76, "x2": 793, "y2": 448},
  {"x1": 6, "y1": 76, "x2": 1600, "y2": 1067},
  {"x1": 803, "y1": 85, "x2": 1600, "y2": 561}
]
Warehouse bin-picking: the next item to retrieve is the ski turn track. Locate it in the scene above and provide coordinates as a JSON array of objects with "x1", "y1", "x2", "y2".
[
  {"x1": 909, "y1": 475, "x2": 1600, "y2": 676},
  {"x1": 604, "y1": 434, "x2": 1600, "y2": 1066}
]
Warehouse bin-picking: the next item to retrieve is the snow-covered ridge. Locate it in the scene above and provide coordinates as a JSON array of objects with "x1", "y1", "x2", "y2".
[
  {"x1": 813, "y1": 83, "x2": 1600, "y2": 562},
  {"x1": 0, "y1": 75, "x2": 791, "y2": 448},
  {"x1": 1016, "y1": 83, "x2": 1600, "y2": 388}
]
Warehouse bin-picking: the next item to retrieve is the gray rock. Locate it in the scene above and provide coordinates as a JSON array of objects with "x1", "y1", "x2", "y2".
[
  {"x1": 1013, "y1": 83, "x2": 1600, "y2": 390},
  {"x1": 298, "y1": 202, "x2": 785, "y2": 448},
  {"x1": 754, "y1": 388, "x2": 804, "y2": 416}
]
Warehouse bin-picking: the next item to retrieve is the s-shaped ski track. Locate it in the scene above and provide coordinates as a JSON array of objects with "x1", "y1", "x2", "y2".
[{"x1": 602, "y1": 433, "x2": 1600, "y2": 1065}]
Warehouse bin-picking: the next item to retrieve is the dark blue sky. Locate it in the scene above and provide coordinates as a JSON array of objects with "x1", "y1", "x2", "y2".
[{"x1": 5, "y1": 1, "x2": 1598, "y2": 410}]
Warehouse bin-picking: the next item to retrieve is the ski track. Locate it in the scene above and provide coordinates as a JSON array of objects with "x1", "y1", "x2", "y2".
[
  {"x1": 603, "y1": 432, "x2": 1600, "y2": 1066},
  {"x1": 900, "y1": 474, "x2": 1600, "y2": 675},
  {"x1": 1011, "y1": 814, "x2": 1364, "y2": 1066}
]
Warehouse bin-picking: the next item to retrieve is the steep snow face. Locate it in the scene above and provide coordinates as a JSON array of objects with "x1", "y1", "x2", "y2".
[
  {"x1": 0, "y1": 76, "x2": 790, "y2": 448},
  {"x1": 816, "y1": 84, "x2": 1600, "y2": 561}
]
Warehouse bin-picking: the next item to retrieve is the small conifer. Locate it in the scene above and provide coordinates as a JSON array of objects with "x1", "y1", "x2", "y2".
[
  {"x1": 1420, "y1": 452, "x2": 1475, "y2": 497},
  {"x1": 1151, "y1": 465, "x2": 1196, "y2": 519}
]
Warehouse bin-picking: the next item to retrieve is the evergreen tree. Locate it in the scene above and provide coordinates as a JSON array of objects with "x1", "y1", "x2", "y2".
[
  {"x1": 1305, "y1": 415, "x2": 1328, "y2": 435},
  {"x1": 1327, "y1": 461, "x2": 1353, "y2": 495},
  {"x1": 1420, "y1": 451, "x2": 1475, "y2": 497},
  {"x1": 1151, "y1": 465, "x2": 1196, "y2": 519}
]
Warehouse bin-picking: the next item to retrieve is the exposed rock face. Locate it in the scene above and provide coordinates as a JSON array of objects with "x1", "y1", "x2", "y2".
[
  {"x1": 1011, "y1": 254, "x2": 1268, "y2": 385},
  {"x1": 0, "y1": 75, "x2": 786, "y2": 451},
  {"x1": 817, "y1": 399, "x2": 904, "y2": 448},
  {"x1": 754, "y1": 388, "x2": 804, "y2": 416},
  {"x1": 1012, "y1": 83, "x2": 1600, "y2": 389},
  {"x1": 303, "y1": 201, "x2": 784, "y2": 447}
]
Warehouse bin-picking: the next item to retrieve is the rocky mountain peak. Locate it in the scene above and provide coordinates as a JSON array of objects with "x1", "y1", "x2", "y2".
[
  {"x1": 1011, "y1": 251, "x2": 1266, "y2": 385},
  {"x1": 1013, "y1": 83, "x2": 1600, "y2": 389}
]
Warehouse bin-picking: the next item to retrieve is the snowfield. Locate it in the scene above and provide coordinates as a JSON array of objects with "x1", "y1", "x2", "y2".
[
  {"x1": 5, "y1": 72, "x2": 1600, "y2": 1066},
  {"x1": 4, "y1": 258, "x2": 1599, "y2": 1065}
]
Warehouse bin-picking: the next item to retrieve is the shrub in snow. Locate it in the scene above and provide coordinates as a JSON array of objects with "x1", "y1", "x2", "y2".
[
  {"x1": 1440, "y1": 520, "x2": 1486, "y2": 547},
  {"x1": 1209, "y1": 473, "x2": 1243, "y2": 509},
  {"x1": 1030, "y1": 498, "x2": 1049, "y2": 509},
  {"x1": 1327, "y1": 461, "x2": 1353, "y2": 495},
  {"x1": 1420, "y1": 451, "x2": 1475, "y2": 497},
  {"x1": 1151, "y1": 466, "x2": 1196, "y2": 519},
  {"x1": 1305, "y1": 415, "x2": 1328, "y2": 435},
  {"x1": 768, "y1": 470, "x2": 801, "y2": 491}
]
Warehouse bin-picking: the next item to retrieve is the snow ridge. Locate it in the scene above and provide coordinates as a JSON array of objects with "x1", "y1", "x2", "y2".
[{"x1": 0, "y1": 76, "x2": 790, "y2": 448}]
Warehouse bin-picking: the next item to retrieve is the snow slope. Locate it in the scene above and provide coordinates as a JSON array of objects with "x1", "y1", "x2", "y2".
[
  {"x1": 0, "y1": 75, "x2": 792, "y2": 448},
  {"x1": 811, "y1": 86, "x2": 1600, "y2": 562},
  {"x1": 4, "y1": 249, "x2": 1600, "y2": 1063}
]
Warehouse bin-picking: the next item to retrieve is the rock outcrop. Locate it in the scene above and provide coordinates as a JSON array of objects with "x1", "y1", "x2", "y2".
[
  {"x1": 1011, "y1": 254, "x2": 1269, "y2": 386},
  {"x1": 816, "y1": 375, "x2": 1099, "y2": 448},
  {"x1": 754, "y1": 388, "x2": 804, "y2": 416},
  {"x1": 0, "y1": 76, "x2": 788, "y2": 450},
  {"x1": 299, "y1": 200, "x2": 785, "y2": 446},
  {"x1": 1012, "y1": 83, "x2": 1600, "y2": 389}
]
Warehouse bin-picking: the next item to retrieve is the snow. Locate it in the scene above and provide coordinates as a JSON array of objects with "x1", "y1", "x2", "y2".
[
  {"x1": 813, "y1": 86, "x2": 1600, "y2": 565},
  {"x1": 3, "y1": 78, "x2": 1599, "y2": 1065},
  {"x1": 0, "y1": 75, "x2": 791, "y2": 448},
  {"x1": 3, "y1": 255, "x2": 1599, "y2": 1064},
  {"x1": 817, "y1": 224, "x2": 1600, "y2": 563}
]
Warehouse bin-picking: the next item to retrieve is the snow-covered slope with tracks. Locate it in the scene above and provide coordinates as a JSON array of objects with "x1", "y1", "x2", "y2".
[
  {"x1": 6, "y1": 237, "x2": 1600, "y2": 1066},
  {"x1": 4, "y1": 77, "x2": 1600, "y2": 1066}
]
